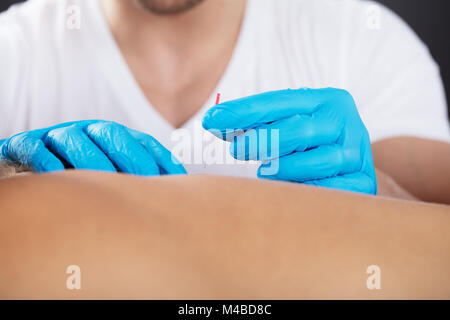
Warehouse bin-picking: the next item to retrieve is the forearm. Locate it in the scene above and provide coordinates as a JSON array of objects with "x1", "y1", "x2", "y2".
[
  {"x1": 375, "y1": 168, "x2": 418, "y2": 200},
  {"x1": 0, "y1": 172, "x2": 449, "y2": 299},
  {"x1": 373, "y1": 137, "x2": 450, "y2": 204}
]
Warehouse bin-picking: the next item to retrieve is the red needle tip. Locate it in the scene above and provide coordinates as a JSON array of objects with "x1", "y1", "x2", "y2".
[{"x1": 215, "y1": 93, "x2": 221, "y2": 105}]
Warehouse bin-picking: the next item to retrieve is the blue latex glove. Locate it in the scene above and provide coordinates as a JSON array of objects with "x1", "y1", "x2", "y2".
[
  {"x1": 203, "y1": 88, "x2": 377, "y2": 194},
  {"x1": 0, "y1": 120, "x2": 186, "y2": 176}
]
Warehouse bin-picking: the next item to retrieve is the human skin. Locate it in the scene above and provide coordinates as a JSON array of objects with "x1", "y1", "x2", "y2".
[
  {"x1": 100, "y1": 0, "x2": 246, "y2": 128},
  {"x1": 0, "y1": 171, "x2": 449, "y2": 299},
  {"x1": 100, "y1": 0, "x2": 450, "y2": 203},
  {"x1": 372, "y1": 137, "x2": 450, "y2": 204},
  {"x1": 135, "y1": 0, "x2": 206, "y2": 15}
]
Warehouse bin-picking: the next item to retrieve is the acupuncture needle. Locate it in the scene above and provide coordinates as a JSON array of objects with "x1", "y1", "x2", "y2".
[{"x1": 215, "y1": 93, "x2": 221, "y2": 105}]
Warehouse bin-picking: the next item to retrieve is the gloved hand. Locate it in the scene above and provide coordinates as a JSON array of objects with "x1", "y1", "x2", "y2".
[
  {"x1": 202, "y1": 88, "x2": 377, "y2": 194},
  {"x1": 0, "y1": 120, "x2": 186, "y2": 176}
]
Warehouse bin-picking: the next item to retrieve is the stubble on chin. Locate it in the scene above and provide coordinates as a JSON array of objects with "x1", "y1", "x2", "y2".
[{"x1": 134, "y1": 0, "x2": 205, "y2": 15}]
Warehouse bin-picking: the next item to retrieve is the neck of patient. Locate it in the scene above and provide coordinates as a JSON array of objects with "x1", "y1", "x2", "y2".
[
  {"x1": 100, "y1": 0, "x2": 246, "y2": 128},
  {"x1": 101, "y1": 0, "x2": 245, "y2": 62}
]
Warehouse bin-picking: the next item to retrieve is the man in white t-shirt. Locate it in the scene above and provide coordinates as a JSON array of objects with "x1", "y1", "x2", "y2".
[{"x1": 0, "y1": 0, "x2": 449, "y2": 203}]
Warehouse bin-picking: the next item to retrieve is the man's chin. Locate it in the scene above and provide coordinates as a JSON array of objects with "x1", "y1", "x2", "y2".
[{"x1": 135, "y1": 0, "x2": 205, "y2": 15}]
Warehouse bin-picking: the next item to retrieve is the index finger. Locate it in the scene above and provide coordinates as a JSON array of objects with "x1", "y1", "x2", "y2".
[
  {"x1": 128, "y1": 129, "x2": 187, "y2": 175},
  {"x1": 202, "y1": 87, "x2": 343, "y2": 134}
]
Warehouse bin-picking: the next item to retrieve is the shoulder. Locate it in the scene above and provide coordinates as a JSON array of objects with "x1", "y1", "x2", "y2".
[
  {"x1": 0, "y1": 0, "x2": 66, "y2": 31},
  {"x1": 0, "y1": 0, "x2": 68, "y2": 74},
  {"x1": 261, "y1": 0, "x2": 419, "y2": 38},
  {"x1": 250, "y1": 0, "x2": 428, "y2": 63},
  {"x1": 258, "y1": 0, "x2": 436, "y2": 77},
  {"x1": 0, "y1": 0, "x2": 67, "y2": 137}
]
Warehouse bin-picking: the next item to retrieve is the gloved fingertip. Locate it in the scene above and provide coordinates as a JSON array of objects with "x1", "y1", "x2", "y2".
[
  {"x1": 174, "y1": 165, "x2": 188, "y2": 175},
  {"x1": 155, "y1": 154, "x2": 187, "y2": 175},
  {"x1": 34, "y1": 161, "x2": 65, "y2": 173},
  {"x1": 201, "y1": 113, "x2": 213, "y2": 130},
  {"x1": 202, "y1": 107, "x2": 233, "y2": 131},
  {"x1": 163, "y1": 164, "x2": 187, "y2": 175},
  {"x1": 140, "y1": 162, "x2": 162, "y2": 176}
]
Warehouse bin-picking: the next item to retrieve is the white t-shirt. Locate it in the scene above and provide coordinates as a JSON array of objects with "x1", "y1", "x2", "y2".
[{"x1": 0, "y1": 0, "x2": 449, "y2": 177}]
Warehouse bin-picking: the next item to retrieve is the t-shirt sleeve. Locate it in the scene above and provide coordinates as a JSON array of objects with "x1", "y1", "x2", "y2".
[
  {"x1": 0, "y1": 5, "x2": 29, "y2": 139},
  {"x1": 344, "y1": 1, "x2": 450, "y2": 143}
]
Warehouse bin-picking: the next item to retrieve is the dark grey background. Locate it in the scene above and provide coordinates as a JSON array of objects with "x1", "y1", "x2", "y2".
[{"x1": 1, "y1": 0, "x2": 449, "y2": 118}]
